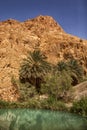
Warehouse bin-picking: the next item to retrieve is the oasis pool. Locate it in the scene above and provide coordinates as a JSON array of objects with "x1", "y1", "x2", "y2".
[{"x1": 0, "y1": 109, "x2": 87, "y2": 130}]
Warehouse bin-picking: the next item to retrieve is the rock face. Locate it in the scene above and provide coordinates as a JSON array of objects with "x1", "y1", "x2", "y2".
[
  {"x1": 0, "y1": 15, "x2": 87, "y2": 101},
  {"x1": 73, "y1": 81, "x2": 87, "y2": 101}
]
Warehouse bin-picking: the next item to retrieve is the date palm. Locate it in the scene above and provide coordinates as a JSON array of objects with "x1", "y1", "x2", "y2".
[
  {"x1": 55, "y1": 59, "x2": 84, "y2": 86},
  {"x1": 67, "y1": 59, "x2": 84, "y2": 85},
  {"x1": 56, "y1": 61, "x2": 68, "y2": 72},
  {"x1": 19, "y1": 49, "x2": 50, "y2": 93}
]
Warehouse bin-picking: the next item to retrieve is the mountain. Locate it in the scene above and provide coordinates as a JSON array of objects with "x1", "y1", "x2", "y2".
[{"x1": 0, "y1": 15, "x2": 87, "y2": 101}]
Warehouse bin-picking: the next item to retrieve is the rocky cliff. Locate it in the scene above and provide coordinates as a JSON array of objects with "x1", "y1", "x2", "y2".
[{"x1": 0, "y1": 15, "x2": 87, "y2": 101}]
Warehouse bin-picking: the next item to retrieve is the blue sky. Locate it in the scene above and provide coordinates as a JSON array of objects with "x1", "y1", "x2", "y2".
[{"x1": 0, "y1": 0, "x2": 87, "y2": 39}]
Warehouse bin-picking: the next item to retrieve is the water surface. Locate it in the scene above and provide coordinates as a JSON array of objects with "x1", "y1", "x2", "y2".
[{"x1": 0, "y1": 109, "x2": 87, "y2": 130}]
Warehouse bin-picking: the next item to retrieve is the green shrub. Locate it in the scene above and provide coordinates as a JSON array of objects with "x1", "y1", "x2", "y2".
[
  {"x1": 0, "y1": 100, "x2": 10, "y2": 108},
  {"x1": 46, "y1": 97, "x2": 67, "y2": 111},
  {"x1": 18, "y1": 82, "x2": 37, "y2": 101},
  {"x1": 70, "y1": 97, "x2": 87, "y2": 116},
  {"x1": 41, "y1": 71, "x2": 72, "y2": 101}
]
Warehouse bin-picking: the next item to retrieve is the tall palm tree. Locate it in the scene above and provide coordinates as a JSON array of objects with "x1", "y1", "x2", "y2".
[{"x1": 19, "y1": 49, "x2": 50, "y2": 93}]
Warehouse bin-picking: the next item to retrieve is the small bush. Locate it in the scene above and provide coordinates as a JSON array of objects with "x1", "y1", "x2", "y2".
[
  {"x1": 18, "y1": 82, "x2": 37, "y2": 101},
  {"x1": 70, "y1": 97, "x2": 87, "y2": 116},
  {"x1": 0, "y1": 100, "x2": 10, "y2": 108},
  {"x1": 41, "y1": 71, "x2": 72, "y2": 101},
  {"x1": 45, "y1": 97, "x2": 67, "y2": 111}
]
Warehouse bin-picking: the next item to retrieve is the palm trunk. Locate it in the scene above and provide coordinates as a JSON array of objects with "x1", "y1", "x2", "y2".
[{"x1": 36, "y1": 78, "x2": 41, "y2": 93}]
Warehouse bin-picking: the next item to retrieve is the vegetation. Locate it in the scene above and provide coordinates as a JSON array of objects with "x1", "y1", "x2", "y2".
[
  {"x1": 67, "y1": 59, "x2": 84, "y2": 85},
  {"x1": 0, "y1": 98, "x2": 67, "y2": 111},
  {"x1": 18, "y1": 82, "x2": 37, "y2": 101},
  {"x1": 55, "y1": 59, "x2": 84, "y2": 86},
  {"x1": 41, "y1": 71, "x2": 72, "y2": 101},
  {"x1": 17, "y1": 50, "x2": 84, "y2": 110},
  {"x1": 70, "y1": 97, "x2": 87, "y2": 116},
  {"x1": 19, "y1": 49, "x2": 50, "y2": 93},
  {"x1": 0, "y1": 49, "x2": 86, "y2": 116},
  {"x1": 0, "y1": 100, "x2": 10, "y2": 108}
]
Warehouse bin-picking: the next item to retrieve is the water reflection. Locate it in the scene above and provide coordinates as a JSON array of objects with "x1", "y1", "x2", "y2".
[{"x1": 0, "y1": 109, "x2": 87, "y2": 130}]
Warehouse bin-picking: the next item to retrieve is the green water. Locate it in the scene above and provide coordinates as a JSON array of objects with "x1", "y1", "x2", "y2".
[{"x1": 0, "y1": 109, "x2": 87, "y2": 130}]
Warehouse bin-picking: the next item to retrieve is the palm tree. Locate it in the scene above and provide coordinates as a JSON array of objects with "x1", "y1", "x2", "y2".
[
  {"x1": 19, "y1": 49, "x2": 50, "y2": 93},
  {"x1": 56, "y1": 61, "x2": 68, "y2": 72},
  {"x1": 67, "y1": 59, "x2": 84, "y2": 85},
  {"x1": 55, "y1": 59, "x2": 84, "y2": 86}
]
